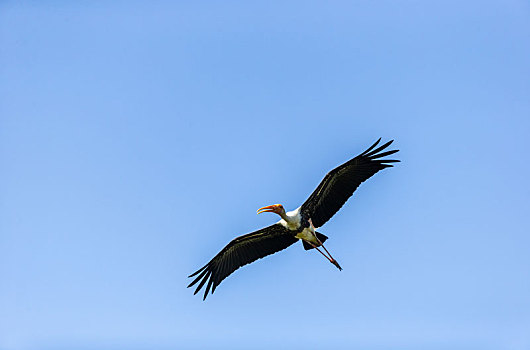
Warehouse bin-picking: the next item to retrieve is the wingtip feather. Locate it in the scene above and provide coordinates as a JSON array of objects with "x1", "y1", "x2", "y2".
[
  {"x1": 203, "y1": 278, "x2": 214, "y2": 300},
  {"x1": 187, "y1": 267, "x2": 209, "y2": 288},
  {"x1": 372, "y1": 149, "x2": 399, "y2": 159},
  {"x1": 361, "y1": 138, "x2": 382, "y2": 156},
  {"x1": 188, "y1": 264, "x2": 208, "y2": 278},
  {"x1": 193, "y1": 271, "x2": 212, "y2": 295}
]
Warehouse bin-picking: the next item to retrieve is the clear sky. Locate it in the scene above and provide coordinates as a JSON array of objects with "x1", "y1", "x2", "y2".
[{"x1": 1, "y1": 1, "x2": 529, "y2": 349}]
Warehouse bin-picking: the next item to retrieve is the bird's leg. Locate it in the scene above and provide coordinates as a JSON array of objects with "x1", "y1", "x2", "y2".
[
  {"x1": 305, "y1": 240, "x2": 342, "y2": 271},
  {"x1": 308, "y1": 218, "x2": 342, "y2": 271},
  {"x1": 305, "y1": 240, "x2": 335, "y2": 263},
  {"x1": 318, "y1": 243, "x2": 341, "y2": 269}
]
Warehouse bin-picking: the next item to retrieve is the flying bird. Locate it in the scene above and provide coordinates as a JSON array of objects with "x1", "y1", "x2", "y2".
[{"x1": 188, "y1": 138, "x2": 399, "y2": 300}]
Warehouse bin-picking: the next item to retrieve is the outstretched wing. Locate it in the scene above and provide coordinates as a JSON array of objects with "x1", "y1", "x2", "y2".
[
  {"x1": 188, "y1": 224, "x2": 297, "y2": 300},
  {"x1": 301, "y1": 138, "x2": 399, "y2": 228}
]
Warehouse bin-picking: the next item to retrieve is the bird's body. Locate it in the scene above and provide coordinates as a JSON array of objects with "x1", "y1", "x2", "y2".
[
  {"x1": 275, "y1": 206, "x2": 317, "y2": 244},
  {"x1": 188, "y1": 138, "x2": 399, "y2": 300},
  {"x1": 276, "y1": 207, "x2": 303, "y2": 230},
  {"x1": 294, "y1": 224, "x2": 318, "y2": 245}
]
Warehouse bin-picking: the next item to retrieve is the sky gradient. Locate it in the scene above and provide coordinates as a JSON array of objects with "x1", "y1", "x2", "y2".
[{"x1": 1, "y1": 1, "x2": 530, "y2": 349}]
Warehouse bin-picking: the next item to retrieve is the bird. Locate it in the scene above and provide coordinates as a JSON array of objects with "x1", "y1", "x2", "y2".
[{"x1": 188, "y1": 138, "x2": 399, "y2": 300}]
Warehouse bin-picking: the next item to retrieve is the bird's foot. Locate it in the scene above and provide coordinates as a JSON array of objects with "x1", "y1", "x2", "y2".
[{"x1": 331, "y1": 259, "x2": 342, "y2": 271}]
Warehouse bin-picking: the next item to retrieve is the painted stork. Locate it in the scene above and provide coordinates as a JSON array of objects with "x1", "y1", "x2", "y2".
[{"x1": 188, "y1": 138, "x2": 399, "y2": 300}]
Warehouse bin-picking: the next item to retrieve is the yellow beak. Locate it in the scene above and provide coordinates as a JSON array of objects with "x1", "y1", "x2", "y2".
[{"x1": 257, "y1": 205, "x2": 278, "y2": 215}]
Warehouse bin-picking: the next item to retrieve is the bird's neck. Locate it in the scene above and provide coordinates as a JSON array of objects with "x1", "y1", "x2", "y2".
[
  {"x1": 278, "y1": 211, "x2": 290, "y2": 222},
  {"x1": 278, "y1": 208, "x2": 301, "y2": 230}
]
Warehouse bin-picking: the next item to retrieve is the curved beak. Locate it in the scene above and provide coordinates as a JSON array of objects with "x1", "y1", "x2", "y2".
[{"x1": 257, "y1": 205, "x2": 278, "y2": 215}]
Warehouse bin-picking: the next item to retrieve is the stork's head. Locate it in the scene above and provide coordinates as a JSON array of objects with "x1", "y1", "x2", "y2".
[{"x1": 256, "y1": 204, "x2": 285, "y2": 216}]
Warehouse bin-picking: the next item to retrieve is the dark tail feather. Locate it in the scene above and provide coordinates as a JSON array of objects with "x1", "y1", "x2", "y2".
[{"x1": 302, "y1": 232, "x2": 328, "y2": 250}]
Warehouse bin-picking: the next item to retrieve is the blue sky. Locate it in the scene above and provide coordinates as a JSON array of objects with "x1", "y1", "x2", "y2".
[{"x1": 1, "y1": 1, "x2": 529, "y2": 349}]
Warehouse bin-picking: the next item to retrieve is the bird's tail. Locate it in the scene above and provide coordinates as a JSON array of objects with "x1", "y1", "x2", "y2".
[{"x1": 302, "y1": 232, "x2": 328, "y2": 250}]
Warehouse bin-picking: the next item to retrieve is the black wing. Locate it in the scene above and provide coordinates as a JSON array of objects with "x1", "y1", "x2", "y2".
[
  {"x1": 301, "y1": 138, "x2": 399, "y2": 228},
  {"x1": 187, "y1": 224, "x2": 297, "y2": 300}
]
